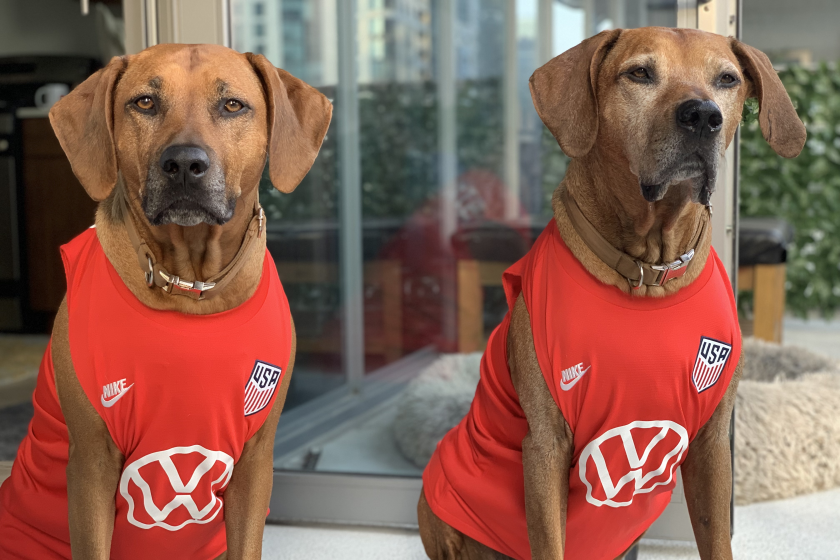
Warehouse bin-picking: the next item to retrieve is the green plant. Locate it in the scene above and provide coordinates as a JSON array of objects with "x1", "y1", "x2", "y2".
[{"x1": 740, "y1": 63, "x2": 840, "y2": 317}]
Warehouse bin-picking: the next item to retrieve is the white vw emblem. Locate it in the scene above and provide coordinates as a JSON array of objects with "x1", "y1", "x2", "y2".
[
  {"x1": 579, "y1": 420, "x2": 688, "y2": 508},
  {"x1": 119, "y1": 445, "x2": 234, "y2": 531}
]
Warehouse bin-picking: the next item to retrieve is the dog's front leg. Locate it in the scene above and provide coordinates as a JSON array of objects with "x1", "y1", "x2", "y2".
[
  {"x1": 509, "y1": 294, "x2": 574, "y2": 559},
  {"x1": 53, "y1": 298, "x2": 125, "y2": 558},
  {"x1": 682, "y1": 353, "x2": 743, "y2": 560},
  {"x1": 223, "y1": 323, "x2": 296, "y2": 560}
]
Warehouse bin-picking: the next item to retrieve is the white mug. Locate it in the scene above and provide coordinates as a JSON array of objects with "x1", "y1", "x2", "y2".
[{"x1": 34, "y1": 83, "x2": 69, "y2": 109}]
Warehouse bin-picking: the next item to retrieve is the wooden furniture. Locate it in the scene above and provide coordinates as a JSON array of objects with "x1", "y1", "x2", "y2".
[
  {"x1": 457, "y1": 259, "x2": 509, "y2": 353},
  {"x1": 276, "y1": 260, "x2": 403, "y2": 363},
  {"x1": 21, "y1": 117, "x2": 97, "y2": 317},
  {"x1": 738, "y1": 264, "x2": 786, "y2": 343},
  {"x1": 737, "y1": 217, "x2": 793, "y2": 344}
]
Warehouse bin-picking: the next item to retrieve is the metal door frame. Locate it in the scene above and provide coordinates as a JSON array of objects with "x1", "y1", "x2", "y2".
[{"x1": 123, "y1": 0, "x2": 742, "y2": 533}]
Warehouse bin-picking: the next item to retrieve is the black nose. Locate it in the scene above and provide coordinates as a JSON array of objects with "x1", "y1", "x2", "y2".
[
  {"x1": 676, "y1": 99, "x2": 723, "y2": 137},
  {"x1": 159, "y1": 145, "x2": 210, "y2": 183}
]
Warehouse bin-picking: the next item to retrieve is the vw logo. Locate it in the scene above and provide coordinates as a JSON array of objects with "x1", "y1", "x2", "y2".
[
  {"x1": 578, "y1": 420, "x2": 689, "y2": 508},
  {"x1": 119, "y1": 445, "x2": 234, "y2": 531}
]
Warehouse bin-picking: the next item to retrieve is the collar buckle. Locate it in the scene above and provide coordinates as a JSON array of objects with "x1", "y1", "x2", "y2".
[
  {"x1": 145, "y1": 256, "x2": 155, "y2": 288},
  {"x1": 651, "y1": 249, "x2": 695, "y2": 286},
  {"x1": 159, "y1": 270, "x2": 216, "y2": 297}
]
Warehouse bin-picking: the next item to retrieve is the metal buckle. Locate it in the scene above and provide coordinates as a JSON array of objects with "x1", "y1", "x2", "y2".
[
  {"x1": 651, "y1": 249, "x2": 695, "y2": 286},
  {"x1": 257, "y1": 207, "x2": 265, "y2": 238},
  {"x1": 145, "y1": 257, "x2": 155, "y2": 288},
  {"x1": 629, "y1": 260, "x2": 644, "y2": 290},
  {"x1": 158, "y1": 270, "x2": 216, "y2": 295}
]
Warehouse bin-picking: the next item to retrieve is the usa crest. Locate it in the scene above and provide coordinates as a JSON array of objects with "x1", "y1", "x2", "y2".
[
  {"x1": 244, "y1": 361, "x2": 283, "y2": 416},
  {"x1": 691, "y1": 337, "x2": 732, "y2": 393}
]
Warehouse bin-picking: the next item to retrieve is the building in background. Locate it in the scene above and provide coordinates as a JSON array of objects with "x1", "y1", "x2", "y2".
[
  {"x1": 232, "y1": 0, "x2": 337, "y2": 86},
  {"x1": 357, "y1": 0, "x2": 433, "y2": 84}
]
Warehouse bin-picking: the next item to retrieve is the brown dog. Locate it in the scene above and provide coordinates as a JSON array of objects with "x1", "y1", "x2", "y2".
[
  {"x1": 418, "y1": 28, "x2": 805, "y2": 560},
  {"x1": 0, "y1": 44, "x2": 330, "y2": 558}
]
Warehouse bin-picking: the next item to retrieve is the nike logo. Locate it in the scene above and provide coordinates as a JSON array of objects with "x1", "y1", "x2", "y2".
[
  {"x1": 560, "y1": 363, "x2": 591, "y2": 391},
  {"x1": 101, "y1": 378, "x2": 134, "y2": 407}
]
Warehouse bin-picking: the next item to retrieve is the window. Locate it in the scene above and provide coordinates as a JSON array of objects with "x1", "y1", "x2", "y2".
[{"x1": 228, "y1": 0, "x2": 694, "y2": 527}]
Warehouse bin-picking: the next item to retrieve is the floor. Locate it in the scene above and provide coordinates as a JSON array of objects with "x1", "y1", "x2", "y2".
[
  {"x1": 0, "y1": 334, "x2": 48, "y2": 410},
  {"x1": 260, "y1": 487, "x2": 840, "y2": 560},
  {"x1": 783, "y1": 316, "x2": 840, "y2": 360}
]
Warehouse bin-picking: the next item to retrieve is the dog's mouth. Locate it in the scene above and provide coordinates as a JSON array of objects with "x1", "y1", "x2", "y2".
[
  {"x1": 142, "y1": 163, "x2": 235, "y2": 227},
  {"x1": 146, "y1": 196, "x2": 236, "y2": 227},
  {"x1": 640, "y1": 154, "x2": 716, "y2": 204}
]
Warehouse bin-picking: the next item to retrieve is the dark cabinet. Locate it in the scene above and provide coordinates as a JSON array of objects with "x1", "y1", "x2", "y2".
[{"x1": 21, "y1": 117, "x2": 96, "y2": 320}]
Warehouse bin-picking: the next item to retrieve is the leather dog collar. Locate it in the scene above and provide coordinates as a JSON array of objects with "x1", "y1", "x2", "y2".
[
  {"x1": 560, "y1": 188, "x2": 710, "y2": 289},
  {"x1": 120, "y1": 195, "x2": 265, "y2": 301}
]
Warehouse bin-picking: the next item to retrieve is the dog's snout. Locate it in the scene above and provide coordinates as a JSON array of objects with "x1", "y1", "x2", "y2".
[
  {"x1": 676, "y1": 99, "x2": 723, "y2": 137},
  {"x1": 159, "y1": 145, "x2": 211, "y2": 182}
]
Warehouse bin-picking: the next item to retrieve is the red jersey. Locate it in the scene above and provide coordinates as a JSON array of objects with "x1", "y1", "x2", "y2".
[
  {"x1": 423, "y1": 221, "x2": 740, "y2": 560},
  {"x1": 0, "y1": 227, "x2": 292, "y2": 559}
]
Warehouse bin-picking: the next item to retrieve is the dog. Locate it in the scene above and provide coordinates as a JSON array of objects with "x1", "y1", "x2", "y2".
[
  {"x1": 0, "y1": 44, "x2": 331, "y2": 559},
  {"x1": 418, "y1": 27, "x2": 805, "y2": 560}
]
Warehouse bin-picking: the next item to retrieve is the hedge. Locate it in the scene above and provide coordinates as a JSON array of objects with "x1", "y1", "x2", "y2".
[{"x1": 740, "y1": 63, "x2": 840, "y2": 317}]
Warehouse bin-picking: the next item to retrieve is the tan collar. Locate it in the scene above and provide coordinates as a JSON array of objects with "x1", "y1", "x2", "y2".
[
  {"x1": 120, "y1": 196, "x2": 265, "y2": 301},
  {"x1": 560, "y1": 189, "x2": 710, "y2": 289}
]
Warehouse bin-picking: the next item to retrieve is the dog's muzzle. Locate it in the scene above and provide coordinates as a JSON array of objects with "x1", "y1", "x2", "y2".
[
  {"x1": 142, "y1": 144, "x2": 235, "y2": 227},
  {"x1": 639, "y1": 99, "x2": 724, "y2": 204}
]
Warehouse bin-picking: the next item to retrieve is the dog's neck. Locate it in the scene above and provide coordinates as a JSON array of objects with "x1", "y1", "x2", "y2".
[
  {"x1": 96, "y1": 179, "x2": 266, "y2": 314},
  {"x1": 554, "y1": 149, "x2": 712, "y2": 297}
]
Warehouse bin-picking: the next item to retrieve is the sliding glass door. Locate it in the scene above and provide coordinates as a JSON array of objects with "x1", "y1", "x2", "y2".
[{"x1": 129, "y1": 0, "x2": 739, "y2": 530}]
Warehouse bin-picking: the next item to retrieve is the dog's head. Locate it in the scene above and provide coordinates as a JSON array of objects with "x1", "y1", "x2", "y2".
[
  {"x1": 50, "y1": 43, "x2": 332, "y2": 226},
  {"x1": 530, "y1": 27, "x2": 806, "y2": 205}
]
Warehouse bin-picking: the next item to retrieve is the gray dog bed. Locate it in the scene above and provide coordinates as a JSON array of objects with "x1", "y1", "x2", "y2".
[{"x1": 393, "y1": 339, "x2": 840, "y2": 505}]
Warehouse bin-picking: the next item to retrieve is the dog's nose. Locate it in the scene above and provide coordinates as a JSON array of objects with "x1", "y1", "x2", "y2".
[
  {"x1": 159, "y1": 145, "x2": 211, "y2": 182},
  {"x1": 676, "y1": 99, "x2": 723, "y2": 137}
]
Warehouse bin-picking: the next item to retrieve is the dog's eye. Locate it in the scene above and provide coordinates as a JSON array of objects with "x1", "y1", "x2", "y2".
[
  {"x1": 134, "y1": 96, "x2": 155, "y2": 111},
  {"x1": 718, "y1": 73, "x2": 739, "y2": 87},
  {"x1": 627, "y1": 67, "x2": 652, "y2": 82},
  {"x1": 224, "y1": 99, "x2": 245, "y2": 113}
]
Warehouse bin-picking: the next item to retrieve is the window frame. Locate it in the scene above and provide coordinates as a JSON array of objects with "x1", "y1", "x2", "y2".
[{"x1": 125, "y1": 0, "x2": 739, "y2": 535}]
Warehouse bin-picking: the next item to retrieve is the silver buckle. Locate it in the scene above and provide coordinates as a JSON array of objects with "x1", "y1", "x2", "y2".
[
  {"x1": 145, "y1": 257, "x2": 155, "y2": 288},
  {"x1": 651, "y1": 249, "x2": 695, "y2": 286},
  {"x1": 158, "y1": 270, "x2": 216, "y2": 295},
  {"x1": 629, "y1": 260, "x2": 644, "y2": 290}
]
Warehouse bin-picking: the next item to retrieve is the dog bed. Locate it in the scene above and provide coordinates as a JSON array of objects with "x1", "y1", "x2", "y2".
[{"x1": 392, "y1": 339, "x2": 840, "y2": 505}]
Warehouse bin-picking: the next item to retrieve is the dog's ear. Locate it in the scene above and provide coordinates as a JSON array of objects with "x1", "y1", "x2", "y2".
[
  {"x1": 247, "y1": 53, "x2": 333, "y2": 194},
  {"x1": 49, "y1": 56, "x2": 126, "y2": 201},
  {"x1": 529, "y1": 29, "x2": 622, "y2": 158},
  {"x1": 730, "y1": 39, "x2": 806, "y2": 158}
]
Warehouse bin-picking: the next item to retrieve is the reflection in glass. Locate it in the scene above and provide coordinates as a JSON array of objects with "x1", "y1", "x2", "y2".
[{"x1": 230, "y1": 0, "x2": 678, "y2": 477}]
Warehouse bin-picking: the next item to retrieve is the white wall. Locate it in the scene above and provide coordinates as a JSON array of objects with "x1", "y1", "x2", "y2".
[{"x1": 0, "y1": 0, "x2": 101, "y2": 59}]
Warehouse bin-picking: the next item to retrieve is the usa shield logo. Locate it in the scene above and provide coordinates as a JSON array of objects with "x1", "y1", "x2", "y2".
[
  {"x1": 244, "y1": 361, "x2": 283, "y2": 416},
  {"x1": 691, "y1": 337, "x2": 732, "y2": 393}
]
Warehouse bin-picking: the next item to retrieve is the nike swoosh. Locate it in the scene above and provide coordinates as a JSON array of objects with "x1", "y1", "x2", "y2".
[
  {"x1": 560, "y1": 366, "x2": 591, "y2": 391},
  {"x1": 101, "y1": 384, "x2": 134, "y2": 408}
]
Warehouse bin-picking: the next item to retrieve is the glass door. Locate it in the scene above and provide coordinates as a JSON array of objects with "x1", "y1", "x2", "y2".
[{"x1": 136, "y1": 0, "x2": 740, "y2": 529}]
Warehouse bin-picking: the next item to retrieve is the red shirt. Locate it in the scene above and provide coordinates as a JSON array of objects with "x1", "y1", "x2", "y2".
[
  {"x1": 423, "y1": 221, "x2": 740, "y2": 560},
  {"x1": 0, "y1": 228, "x2": 292, "y2": 559}
]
